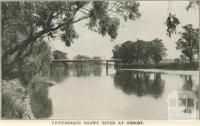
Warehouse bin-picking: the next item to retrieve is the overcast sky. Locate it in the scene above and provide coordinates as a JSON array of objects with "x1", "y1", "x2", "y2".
[{"x1": 50, "y1": 1, "x2": 199, "y2": 59}]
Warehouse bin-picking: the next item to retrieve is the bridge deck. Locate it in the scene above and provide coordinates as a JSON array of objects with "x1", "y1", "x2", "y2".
[{"x1": 51, "y1": 59, "x2": 121, "y2": 62}]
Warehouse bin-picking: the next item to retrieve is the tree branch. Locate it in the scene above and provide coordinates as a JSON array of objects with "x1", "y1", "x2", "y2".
[
  {"x1": 73, "y1": 16, "x2": 90, "y2": 24},
  {"x1": 2, "y1": 28, "x2": 49, "y2": 62},
  {"x1": 79, "y1": 9, "x2": 89, "y2": 15}
]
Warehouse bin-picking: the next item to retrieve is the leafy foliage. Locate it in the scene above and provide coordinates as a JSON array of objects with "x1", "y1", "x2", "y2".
[
  {"x1": 1, "y1": 1, "x2": 140, "y2": 84},
  {"x1": 53, "y1": 50, "x2": 68, "y2": 59},
  {"x1": 148, "y1": 38, "x2": 167, "y2": 64},
  {"x1": 2, "y1": 1, "x2": 141, "y2": 56},
  {"x1": 165, "y1": 1, "x2": 199, "y2": 37},
  {"x1": 165, "y1": 13, "x2": 180, "y2": 37},
  {"x1": 17, "y1": 41, "x2": 51, "y2": 85},
  {"x1": 87, "y1": 1, "x2": 140, "y2": 39},
  {"x1": 112, "y1": 39, "x2": 167, "y2": 65},
  {"x1": 186, "y1": 1, "x2": 199, "y2": 10},
  {"x1": 112, "y1": 41, "x2": 134, "y2": 65},
  {"x1": 73, "y1": 55, "x2": 102, "y2": 66},
  {"x1": 74, "y1": 55, "x2": 90, "y2": 60},
  {"x1": 176, "y1": 24, "x2": 199, "y2": 64}
]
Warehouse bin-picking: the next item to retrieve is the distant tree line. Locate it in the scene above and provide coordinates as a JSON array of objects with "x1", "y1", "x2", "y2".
[
  {"x1": 112, "y1": 38, "x2": 167, "y2": 66},
  {"x1": 51, "y1": 52, "x2": 102, "y2": 66},
  {"x1": 112, "y1": 24, "x2": 199, "y2": 67},
  {"x1": 74, "y1": 55, "x2": 102, "y2": 66},
  {"x1": 52, "y1": 50, "x2": 68, "y2": 59}
]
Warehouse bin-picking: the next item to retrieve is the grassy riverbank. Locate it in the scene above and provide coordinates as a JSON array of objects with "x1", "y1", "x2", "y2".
[{"x1": 119, "y1": 62, "x2": 199, "y2": 70}]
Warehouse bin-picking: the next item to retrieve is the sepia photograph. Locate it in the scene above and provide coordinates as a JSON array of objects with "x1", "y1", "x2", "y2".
[{"x1": 1, "y1": 0, "x2": 200, "y2": 122}]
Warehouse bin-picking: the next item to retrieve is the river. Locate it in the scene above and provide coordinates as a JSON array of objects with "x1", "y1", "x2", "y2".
[{"x1": 45, "y1": 65, "x2": 199, "y2": 119}]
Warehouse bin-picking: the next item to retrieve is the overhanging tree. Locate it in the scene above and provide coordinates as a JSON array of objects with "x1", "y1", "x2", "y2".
[{"x1": 2, "y1": 1, "x2": 141, "y2": 79}]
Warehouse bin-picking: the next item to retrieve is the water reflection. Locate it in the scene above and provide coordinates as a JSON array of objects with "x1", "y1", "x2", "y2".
[
  {"x1": 113, "y1": 71, "x2": 165, "y2": 98},
  {"x1": 48, "y1": 67, "x2": 199, "y2": 119},
  {"x1": 71, "y1": 65, "x2": 102, "y2": 77},
  {"x1": 180, "y1": 75, "x2": 199, "y2": 113},
  {"x1": 48, "y1": 64, "x2": 200, "y2": 119},
  {"x1": 50, "y1": 64, "x2": 102, "y2": 82},
  {"x1": 180, "y1": 75, "x2": 199, "y2": 104},
  {"x1": 50, "y1": 64, "x2": 70, "y2": 83},
  {"x1": 92, "y1": 66, "x2": 102, "y2": 76}
]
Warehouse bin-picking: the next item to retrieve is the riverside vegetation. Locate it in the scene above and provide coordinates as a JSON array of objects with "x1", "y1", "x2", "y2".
[
  {"x1": 2, "y1": 1, "x2": 142, "y2": 119},
  {"x1": 112, "y1": 24, "x2": 199, "y2": 70},
  {"x1": 1, "y1": 1, "x2": 199, "y2": 119}
]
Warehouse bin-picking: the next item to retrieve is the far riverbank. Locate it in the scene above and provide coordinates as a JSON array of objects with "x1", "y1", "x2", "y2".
[{"x1": 118, "y1": 62, "x2": 199, "y2": 71}]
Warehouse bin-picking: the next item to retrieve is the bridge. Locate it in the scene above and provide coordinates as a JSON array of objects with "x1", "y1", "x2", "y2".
[
  {"x1": 51, "y1": 59, "x2": 121, "y2": 62},
  {"x1": 50, "y1": 59, "x2": 121, "y2": 75}
]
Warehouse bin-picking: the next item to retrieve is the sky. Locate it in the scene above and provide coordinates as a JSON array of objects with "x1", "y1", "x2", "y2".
[{"x1": 50, "y1": 1, "x2": 199, "y2": 59}]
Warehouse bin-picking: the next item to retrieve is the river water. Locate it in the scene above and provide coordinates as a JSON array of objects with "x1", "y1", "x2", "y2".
[{"x1": 46, "y1": 65, "x2": 199, "y2": 119}]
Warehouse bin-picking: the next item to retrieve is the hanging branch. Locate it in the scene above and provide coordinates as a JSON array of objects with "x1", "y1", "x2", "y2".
[
  {"x1": 165, "y1": 0, "x2": 180, "y2": 37},
  {"x1": 165, "y1": 13, "x2": 180, "y2": 37}
]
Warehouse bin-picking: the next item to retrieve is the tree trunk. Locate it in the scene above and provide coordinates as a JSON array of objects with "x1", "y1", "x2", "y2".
[{"x1": 189, "y1": 56, "x2": 193, "y2": 64}]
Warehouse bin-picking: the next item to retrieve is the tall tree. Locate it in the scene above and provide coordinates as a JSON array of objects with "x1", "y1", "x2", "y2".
[
  {"x1": 132, "y1": 40, "x2": 150, "y2": 64},
  {"x1": 149, "y1": 38, "x2": 167, "y2": 65},
  {"x1": 112, "y1": 41, "x2": 134, "y2": 66},
  {"x1": 176, "y1": 24, "x2": 199, "y2": 64}
]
